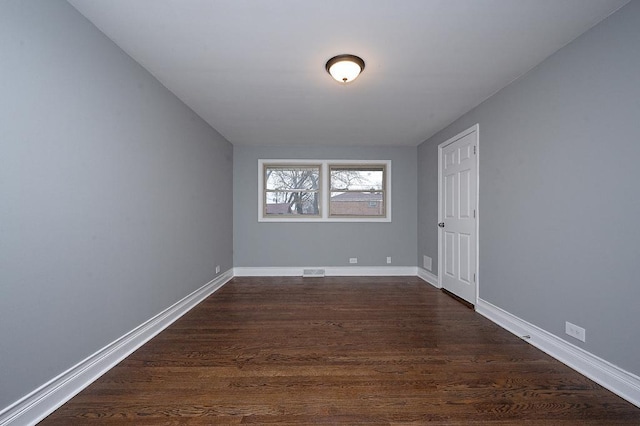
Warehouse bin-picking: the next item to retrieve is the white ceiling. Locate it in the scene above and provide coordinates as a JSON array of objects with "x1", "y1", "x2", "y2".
[{"x1": 67, "y1": 0, "x2": 629, "y2": 147}]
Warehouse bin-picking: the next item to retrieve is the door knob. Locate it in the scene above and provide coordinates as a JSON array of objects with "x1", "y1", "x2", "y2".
[{"x1": 438, "y1": 222, "x2": 445, "y2": 228}]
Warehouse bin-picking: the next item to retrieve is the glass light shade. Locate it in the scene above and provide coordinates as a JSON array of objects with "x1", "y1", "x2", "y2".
[{"x1": 326, "y1": 55, "x2": 365, "y2": 83}]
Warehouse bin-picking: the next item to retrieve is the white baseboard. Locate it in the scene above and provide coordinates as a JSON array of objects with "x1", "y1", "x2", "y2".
[
  {"x1": 0, "y1": 269, "x2": 234, "y2": 426},
  {"x1": 416, "y1": 268, "x2": 439, "y2": 288},
  {"x1": 233, "y1": 266, "x2": 301, "y2": 276},
  {"x1": 233, "y1": 266, "x2": 419, "y2": 277},
  {"x1": 476, "y1": 298, "x2": 640, "y2": 408}
]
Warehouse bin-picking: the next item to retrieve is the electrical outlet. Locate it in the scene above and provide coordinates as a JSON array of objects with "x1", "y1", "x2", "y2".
[
  {"x1": 565, "y1": 321, "x2": 586, "y2": 342},
  {"x1": 386, "y1": 256, "x2": 392, "y2": 264},
  {"x1": 349, "y1": 258, "x2": 358, "y2": 264},
  {"x1": 215, "y1": 265, "x2": 220, "y2": 274}
]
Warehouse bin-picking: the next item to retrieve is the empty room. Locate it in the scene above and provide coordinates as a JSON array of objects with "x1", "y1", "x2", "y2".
[{"x1": 1, "y1": 0, "x2": 639, "y2": 424}]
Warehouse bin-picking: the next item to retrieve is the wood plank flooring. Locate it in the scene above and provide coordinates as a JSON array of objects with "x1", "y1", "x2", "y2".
[{"x1": 41, "y1": 277, "x2": 640, "y2": 425}]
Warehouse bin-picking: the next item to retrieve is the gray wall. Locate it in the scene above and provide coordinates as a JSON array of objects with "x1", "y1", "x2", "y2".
[
  {"x1": 418, "y1": 0, "x2": 640, "y2": 375},
  {"x1": 417, "y1": 140, "x2": 439, "y2": 275},
  {"x1": 234, "y1": 145, "x2": 417, "y2": 267},
  {"x1": 0, "y1": 0, "x2": 233, "y2": 409}
]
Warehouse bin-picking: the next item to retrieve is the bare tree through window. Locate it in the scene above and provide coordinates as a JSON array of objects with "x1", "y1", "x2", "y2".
[{"x1": 264, "y1": 166, "x2": 321, "y2": 216}]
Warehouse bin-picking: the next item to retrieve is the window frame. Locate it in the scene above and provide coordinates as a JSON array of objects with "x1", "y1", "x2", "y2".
[
  {"x1": 328, "y1": 163, "x2": 388, "y2": 219},
  {"x1": 258, "y1": 159, "x2": 391, "y2": 223},
  {"x1": 262, "y1": 162, "x2": 323, "y2": 218}
]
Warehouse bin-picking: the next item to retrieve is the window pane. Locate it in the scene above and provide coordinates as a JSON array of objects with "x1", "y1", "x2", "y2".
[
  {"x1": 266, "y1": 166, "x2": 320, "y2": 191},
  {"x1": 330, "y1": 191, "x2": 384, "y2": 216},
  {"x1": 330, "y1": 168, "x2": 384, "y2": 191},
  {"x1": 265, "y1": 191, "x2": 320, "y2": 216}
]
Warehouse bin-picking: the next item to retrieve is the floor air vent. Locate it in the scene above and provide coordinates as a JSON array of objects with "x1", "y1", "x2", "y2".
[{"x1": 302, "y1": 269, "x2": 325, "y2": 277}]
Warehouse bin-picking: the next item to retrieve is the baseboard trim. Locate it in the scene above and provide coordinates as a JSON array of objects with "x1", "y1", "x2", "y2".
[
  {"x1": 233, "y1": 266, "x2": 419, "y2": 277},
  {"x1": 0, "y1": 269, "x2": 234, "y2": 426},
  {"x1": 416, "y1": 268, "x2": 439, "y2": 288},
  {"x1": 476, "y1": 298, "x2": 640, "y2": 408}
]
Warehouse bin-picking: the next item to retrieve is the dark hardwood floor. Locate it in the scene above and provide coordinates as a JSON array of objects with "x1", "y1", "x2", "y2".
[{"x1": 41, "y1": 276, "x2": 640, "y2": 425}]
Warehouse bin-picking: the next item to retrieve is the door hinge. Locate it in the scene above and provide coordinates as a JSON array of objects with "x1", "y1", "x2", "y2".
[
  {"x1": 473, "y1": 209, "x2": 476, "y2": 218},
  {"x1": 474, "y1": 273, "x2": 476, "y2": 282},
  {"x1": 473, "y1": 145, "x2": 476, "y2": 155}
]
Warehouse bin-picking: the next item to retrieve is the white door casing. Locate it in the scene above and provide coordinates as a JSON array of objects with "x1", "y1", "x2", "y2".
[{"x1": 438, "y1": 125, "x2": 478, "y2": 304}]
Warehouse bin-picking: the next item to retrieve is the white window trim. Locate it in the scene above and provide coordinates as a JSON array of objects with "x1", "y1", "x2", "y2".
[{"x1": 258, "y1": 159, "x2": 391, "y2": 223}]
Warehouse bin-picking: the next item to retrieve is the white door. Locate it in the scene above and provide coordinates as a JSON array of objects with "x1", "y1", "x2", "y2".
[{"x1": 438, "y1": 125, "x2": 478, "y2": 305}]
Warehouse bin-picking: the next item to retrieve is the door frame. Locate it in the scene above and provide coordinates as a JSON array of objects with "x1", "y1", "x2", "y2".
[{"x1": 437, "y1": 124, "x2": 480, "y2": 304}]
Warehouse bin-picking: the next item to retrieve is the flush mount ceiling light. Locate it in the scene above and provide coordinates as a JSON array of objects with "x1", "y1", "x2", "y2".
[{"x1": 325, "y1": 54, "x2": 365, "y2": 83}]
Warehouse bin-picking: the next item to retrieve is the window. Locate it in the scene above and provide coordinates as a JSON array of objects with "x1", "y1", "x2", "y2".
[
  {"x1": 259, "y1": 159, "x2": 391, "y2": 222},
  {"x1": 329, "y1": 165, "x2": 386, "y2": 218},
  {"x1": 263, "y1": 164, "x2": 321, "y2": 217}
]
